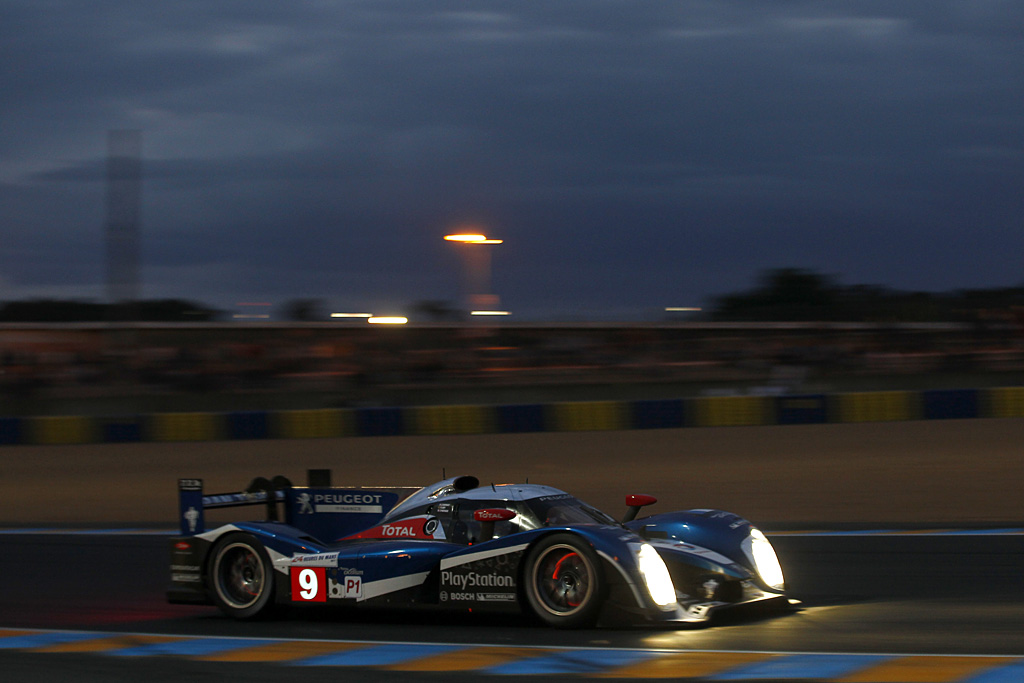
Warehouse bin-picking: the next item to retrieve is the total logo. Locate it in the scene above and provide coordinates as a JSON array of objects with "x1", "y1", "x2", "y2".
[
  {"x1": 380, "y1": 523, "x2": 418, "y2": 538},
  {"x1": 346, "y1": 516, "x2": 441, "y2": 540}
]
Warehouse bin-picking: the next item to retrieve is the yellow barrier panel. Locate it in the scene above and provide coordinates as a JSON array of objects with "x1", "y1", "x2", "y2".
[
  {"x1": 30, "y1": 416, "x2": 98, "y2": 445},
  {"x1": 549, "y1": 401, "x2": 627, "y2": 432},
  {"x1": 987, "y1": 386, "x2": 1024, "y2": 418},
  {"x1": 692, "y1": 396, "x2": 771, "y2": 427},
  {"x1": 411, "y1": 405, "x2": 493, "y2": 435},
  {"x1": 149, "y1": 412, "x2": 222, "y2": 442},
  {"x1": 835, "y1": 391, "x2": 915, "y2": 423},
  {"x1": 273, "y1": 409, "x2": 353, "y2": 439}
]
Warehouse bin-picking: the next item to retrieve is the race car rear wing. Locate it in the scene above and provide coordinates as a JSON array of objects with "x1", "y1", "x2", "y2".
[{"x1": 177, "y1": 470, "x2": 420, "y2": 541}]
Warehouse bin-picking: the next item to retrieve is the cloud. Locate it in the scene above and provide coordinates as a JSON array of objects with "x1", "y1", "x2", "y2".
[{"x1": 1, "y1": 1, "x2": 1022, "y2": 316}]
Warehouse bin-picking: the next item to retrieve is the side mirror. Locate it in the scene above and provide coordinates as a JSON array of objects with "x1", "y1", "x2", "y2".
[
  {"x1": 623, "y1": 494, "x2": 658, "y2": 523},
  {"x1": 473, "y1": 508, "x2": 516, "y2": 542}
]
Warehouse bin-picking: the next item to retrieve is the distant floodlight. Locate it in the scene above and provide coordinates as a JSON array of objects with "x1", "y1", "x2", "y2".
[
  {"x1": 367, "y1": 316, "x2": 408, "y2": 325},
  {"x1": 330, "y1": 312, "x2": 373, "y2": 318},
  {"x1": 470, "y1": 310, "x2": 510, "y2": 316},
  {"x1": 444, "y1": 233, "x2": 503, "y2": 244},
  {"x1": 665, "y1": 307, "x2": 702, "y2": 312}
]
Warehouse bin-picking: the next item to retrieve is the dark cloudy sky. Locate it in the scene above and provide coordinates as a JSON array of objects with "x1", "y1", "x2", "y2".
[{"x1": 2, "y1": 1, "x2": 1022, "y2": 320}]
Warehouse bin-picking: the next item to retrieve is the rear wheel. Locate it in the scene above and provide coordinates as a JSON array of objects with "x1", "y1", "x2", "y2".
[
  {"x1": 208, "y1": 533, "x2": 275, "y2": 619},
  {"x1": 523, "y1": 534, "x2": 605, "y2": 628}
]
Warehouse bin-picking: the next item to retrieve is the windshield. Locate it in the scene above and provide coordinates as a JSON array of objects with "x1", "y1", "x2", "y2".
[{"x1": 522, "y1": 494, "x2": 619, "y2": 528}]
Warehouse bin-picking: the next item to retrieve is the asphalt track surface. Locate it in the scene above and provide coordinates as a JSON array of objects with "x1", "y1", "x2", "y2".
[
  {"x1": 2, "y1": 419, "x2": 1023, "y2": 681},
  {"x1": 1, "y1": 531, "x2": 1023, "y2": 682}
]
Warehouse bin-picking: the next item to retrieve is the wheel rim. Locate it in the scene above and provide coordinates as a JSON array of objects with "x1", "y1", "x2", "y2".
[
  {"x1": 214, "y1": 542, "x2": 265, "y2": 609},
  {"x1": 531, "y1": 543, "x2": 594, "y2": 617}
]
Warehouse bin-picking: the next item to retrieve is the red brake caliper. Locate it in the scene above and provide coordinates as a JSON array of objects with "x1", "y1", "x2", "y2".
[{"x1": 551, "y1": 552, "x2": 581, "y2": 607}]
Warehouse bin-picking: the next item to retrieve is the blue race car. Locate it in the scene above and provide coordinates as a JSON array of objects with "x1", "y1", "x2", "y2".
[{"x1": 168, "y1": 471, "x2": 787, "y2": 628}]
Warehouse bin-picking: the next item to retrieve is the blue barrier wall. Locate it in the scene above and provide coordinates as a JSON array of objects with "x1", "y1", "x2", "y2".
[{"x1": 3, "y1": 387, "x2": 1022, "y2": 446}]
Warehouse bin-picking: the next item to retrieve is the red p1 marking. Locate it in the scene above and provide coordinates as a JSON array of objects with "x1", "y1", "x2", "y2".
[
  {"x1": 343, "y1": 575, "x2": 362, "y2": 599},
  {"x1": 291, "y1": 567, "x2": 327, "y2": 602}
]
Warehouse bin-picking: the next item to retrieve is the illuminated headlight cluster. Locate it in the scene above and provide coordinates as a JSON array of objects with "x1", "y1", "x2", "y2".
[
  {"x1": 741, "y1": 528, "x2": 785, "y2": 590},
  {"x1": 636, "y1": 543, "x2": 677, "y2": 608}
]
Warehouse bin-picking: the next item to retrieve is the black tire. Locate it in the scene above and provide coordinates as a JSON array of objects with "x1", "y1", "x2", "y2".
[
  {"x1": 523, "y1": 534, "x2": 605, "y2": 628},
  {"x1": 208, "y1": 533, "x2": 276, "y2": 619}
]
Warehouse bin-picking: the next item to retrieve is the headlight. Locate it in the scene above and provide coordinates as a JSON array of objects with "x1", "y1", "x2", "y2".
[
  {"x1": 742, "y1": 528, "x2": 785, "y2": 590},
  {"x1": 637, "y1": 543, "x2": 677, "y2": 608}
]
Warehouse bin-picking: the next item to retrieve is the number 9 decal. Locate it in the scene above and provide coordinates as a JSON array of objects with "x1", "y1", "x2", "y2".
[
  {"x1": 290, "y1": 567, "x2": 327, "y2": 602},
  {"x1": 299, "y1": 568, "x2": 318, "y2": 599}
]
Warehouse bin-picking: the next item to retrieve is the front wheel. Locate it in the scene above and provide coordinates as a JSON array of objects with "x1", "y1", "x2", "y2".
[
  {"x1": 523, "y1": 534, "x2": 605, "y2": 628},
  {"x1": 208, "y1": 533, "x2": 276, "y2": 619}
]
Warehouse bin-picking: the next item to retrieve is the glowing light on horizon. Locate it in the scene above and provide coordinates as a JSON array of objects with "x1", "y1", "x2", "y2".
[
  {"x1": 367, "y1": 316, "x2": 408, "y2": 325},
  {"x1": 444, "y1": 234, "x2": 503, "y2": 244},
  {"x1": 470, "y1": 310, "x2": 510, "y2": 316},
  {"x1": 330, "y1": 312, "x2": 373, "y2": 318}
]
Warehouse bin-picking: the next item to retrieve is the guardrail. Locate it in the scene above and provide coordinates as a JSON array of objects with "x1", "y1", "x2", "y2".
[{"x1": 2, "y1": 387, "x2": 1023, "y2": 446}]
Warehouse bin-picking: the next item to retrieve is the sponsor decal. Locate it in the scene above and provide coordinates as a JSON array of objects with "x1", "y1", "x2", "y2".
[
  {"x1": 706, "y1": 511, "x2": 749, "y2": 529},
  {"x1": 328, "y1": 574, "x2": 363, "y2": 599},
  {"x1": 183, "y1": 507, "x2": 200, "y2": 533},
  {"x1": 440, "y1": 550, "x2": 522, "y2": 604},
  {"x1": 441, "y1": 570, "x2": 515, "y2": 590},
  {"x1": 474, "y1": 509, "x2": 515, "y2": 522},
  {"x1": 172, "y1": 573, "x2": 202, "y2": 583},
  {"x1": 291, "y1": 567, "x2": 327, "y2": 602},
  {"x1": 289, "y1": 552, "x2": 340, "y2": 567},
  {"x1": 318, "y1": 505, "x2": 381, "y2": 514},
  {"x1": 345, "y1": 516, "x2": 441, "y2": 540},
  {"x1": 203, "y1": 492, "x2": 265, "y2": 505},
  {"x1": 314, "y1": 493, "x2": 384, "y2": 505},
  {"x1": 297, "y1": 491, "x2": 385, "y2": 515},
  {"x1": 441, "y1": 589, "x2": 516, "y2": 603}
]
